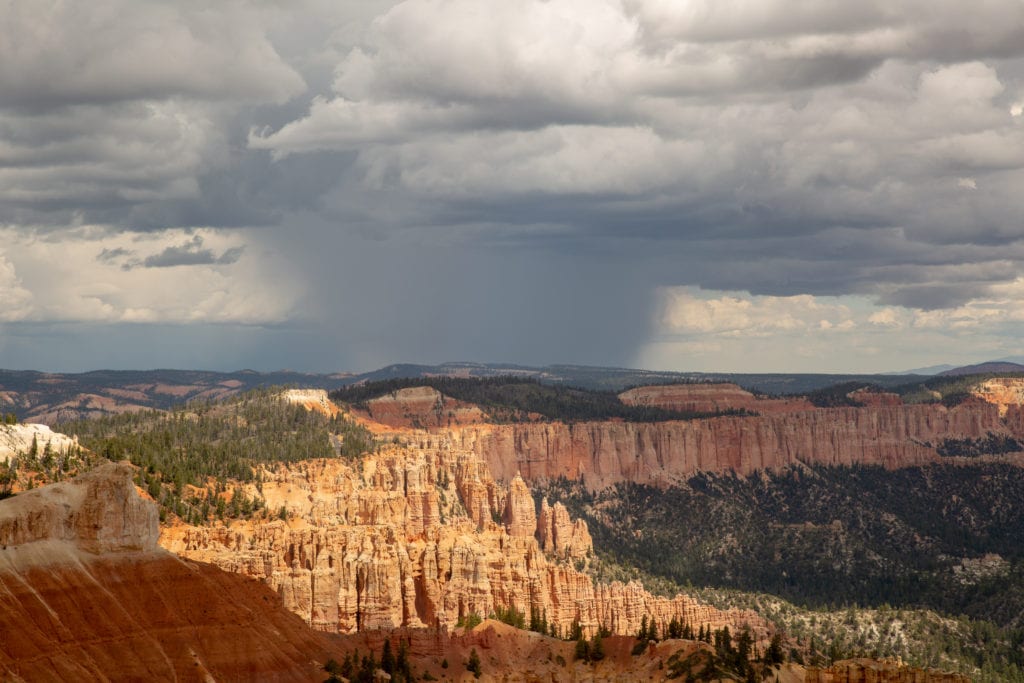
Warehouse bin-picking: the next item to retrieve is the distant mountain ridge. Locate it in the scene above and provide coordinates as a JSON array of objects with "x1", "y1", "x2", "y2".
[
  {"x1": 1, "y1": 363, "x2": 934, "y2": 424},
  {"x1": 939, "y1": 361, "x2": 1024, "y2": 376},
  {"x1": 5, "y1": 358, "x2": 1024, "y2": 424},
  {"x1": 887, "y1": 363, "x2": 957, "y2": 375}
]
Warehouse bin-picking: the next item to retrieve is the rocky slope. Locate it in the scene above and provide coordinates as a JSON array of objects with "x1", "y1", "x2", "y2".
[
  {"x1": 160, "y1": 434, "x2": 767, "y2": 641},
  {"x1": 448, "y1": 401, "x2": 1013, "y2": 489},
  {"x1": 0, "y1": 462, "x2": 340, "y2": 681}
]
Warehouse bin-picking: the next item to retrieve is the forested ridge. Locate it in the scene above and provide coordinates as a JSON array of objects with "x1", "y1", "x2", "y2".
[{"x1": 56, "y1": 388, "x2": 377, "y2": 523}]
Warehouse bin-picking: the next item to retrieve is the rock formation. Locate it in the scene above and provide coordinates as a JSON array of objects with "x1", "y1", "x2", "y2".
[
  {"x1": 161, "y1": 441, "x2": 767, "y2": 641},
  {"x1": 847, "y1": 388, "x2": 903, "y2": 407},
  {"x1": 282, "y1": 387, "x2": 339, "y2": 416},
  {"x1": 538, "y1": 497, "x2": 592, "y2": 560},
  {"x1": 503, "y1": 473, "x2": 537, "y2": 537},
  {"x1": 0, "y1": 462, "x2": 339, "y2": 681},
  {"x1": 359, "y1": 386, "x2": 488, "y2": 428},
  {"x1": 805, "y1": 658, "x2": 969, "y2": 683},
  {"x1": 0, "y1": 422, "x2": 78, "y2": 464},
  {"x1": 619, "y1": 382, "x2": 815, "y2": 414},
  {"x1": 448, "y1": 401, "x2": 1011, "y2": 489},
  {"x1": 0, "y1": 461, "x2": 157, "y2": 552},
  {"x1": 971, "y1": 377, "x2": 1024, "y2": 417}
]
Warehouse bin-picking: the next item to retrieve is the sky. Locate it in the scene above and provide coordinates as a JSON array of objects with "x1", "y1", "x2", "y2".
[{"x1": 2, "y1": 0, "x2": 1024, "y2": 374}]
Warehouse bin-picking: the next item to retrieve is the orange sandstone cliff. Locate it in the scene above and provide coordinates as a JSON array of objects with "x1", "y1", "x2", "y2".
[
  {"x1": 971, "y1": 377, "x2": 1024, "y2": 417},
  {"x1": 160, "y1": 435, "x2": 767, "y2": 641},
  {"x1": 447, "y1": 401, "x2": 1010, "y2": 489}
]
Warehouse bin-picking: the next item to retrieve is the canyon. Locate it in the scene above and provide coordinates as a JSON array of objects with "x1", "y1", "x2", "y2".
[
  {"x1": 0, "y1": 380, "x2": 993, "y2": 681},
  {"x1": 1, "y1": 466, "x2": 963, "y2": 681},
  {"x1": 160, "y1": 384, "x2": 1024, "y2": 642}
]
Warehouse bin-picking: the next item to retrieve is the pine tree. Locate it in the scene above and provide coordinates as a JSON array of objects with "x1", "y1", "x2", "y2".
[
  {"x1": 590, "y1": 632, "x2": 605, "y2": 661},
  {"x1": 575, "y1": 637, "x2": 590, "y2": 662},
  {"x1": 396, "y1": 639, "x2": 411, "y2": 682},
  {"x1": 766, "y1": 633, "x2": 785, "y2": 666},
  {"x1": 466, "y1": 648, "x2": 482, "y2": 679},
  {"x1": 381, "y1": 638, "x2": 395, "y2": 676}
]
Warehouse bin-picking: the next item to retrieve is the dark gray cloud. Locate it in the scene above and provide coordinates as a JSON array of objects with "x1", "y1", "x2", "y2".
[
  {"x1": 137, "y1": 237, "x2": 243, "y2": 269},
  {"x1": 97, "y1": 247, "x2": 134, "y2": 264},
  {"x1": 877, "y1": 283, "x2": 993, "y2": 310},
  {"x1": 5, "y1": 0, "x2": 1024, "y2": 373}
]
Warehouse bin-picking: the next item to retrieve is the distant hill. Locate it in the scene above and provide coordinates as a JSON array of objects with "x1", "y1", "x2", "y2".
[
  {"x1": 938, "y1": 361, "x2": 1024, "y2": 376},
  {"x1": 347, "y1": 362, "x2": 927, "y2": 395},
  {"x1": 885, "y1": 363, "x2": 956, "y2": 376}
]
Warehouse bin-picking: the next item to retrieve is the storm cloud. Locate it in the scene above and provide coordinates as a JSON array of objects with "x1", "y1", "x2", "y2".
[{"x1": 3, "y1": 0, "x2": 1024, "y2": 372}]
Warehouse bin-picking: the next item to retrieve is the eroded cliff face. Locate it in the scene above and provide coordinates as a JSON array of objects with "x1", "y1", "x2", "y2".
[
  {"x1": 619, "y1": 383, "x2": 815, "y2": 414},
  {"x1": 282, "y1": 388, "x2": 339, "y2": 417},
  {"x1": 971, "y1": 378, "x2": 1024, "y2": 417},
  {"x1": 0, "y1": 461, "x2": 158, "y2": 553},
  {"x1": 0, "y1": 463, "x2": 338, "y2": 682},
  {"x1": 0, "y1": 423, "x2": 78, "y2": 464},
  {"x1": 805, "y1": 658, "x2": 969, "y2": 683},
  {"x1": 358, "y1": 386, "x2": 488, "y2": 428},
  {"x1": 448, "y1": 402, "x2": 1009, "y2": 489},
  {"x1": 161, "y1": 441, "x2": 766, "y2": 641}
]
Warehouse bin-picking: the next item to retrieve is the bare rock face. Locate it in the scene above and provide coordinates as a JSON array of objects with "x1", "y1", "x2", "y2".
[
  {"x1": 619, "y1": 383, "x2": 815, "y2": 414},
  {"x1": 538, "y1": 498, "x2": 592, "y2": 562},
  {"x1": 0, "y1": 423, "x2": 78, "y2": 464},
  {"x1": 161, "y1": 441, "x2": 765, "y2": 641},
  {"x1": 805, "y1": 658, "x2": 969, "y2": 683},
  {"x1": 502, "y1": 473, "x2": 537, "y2": 538},
  {"x1": 282, "y1": 388, "x2": 338, "y2": 416},
  {"x1": 971, "y1": 377, "x2": 1024, "y2": 417},
  {"x1": 450, "y1": 402, "x2": 1009, "y2": 490},
  {"x1": 0, "y1": 461, "x2": 158, "y2": 553},
  {"x1": 360, "y1": 386, "x2": 487, "y2": 428},
  {"x1": 847, "y1": 388, "x2": 903, "y2": 407}
]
